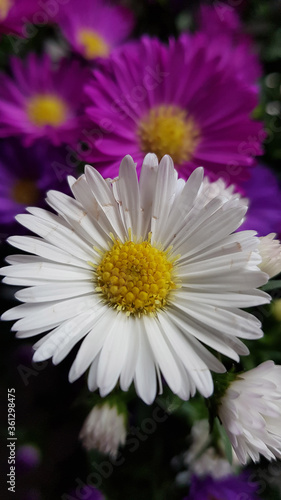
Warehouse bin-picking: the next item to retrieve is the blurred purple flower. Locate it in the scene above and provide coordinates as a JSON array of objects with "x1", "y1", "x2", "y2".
[
  {"x1": 240, "y1": 164, "x2": 281, "y2": 236},
  {"x1": 0, "y1": 138, "x2": 70, "y2": 236},
  {"x1": 0, "y1": 0, "x2": 40, "y2": 37},
  {"x1": 197, "y1": 5, "x2": 261, "y2": 82},
  {"x1": 0, "y1": 53, "x2": 89, "y2": 146},
  {"x1": 57, "y1": 0, "x2": 134, "y2": 60},
  {"x1": 68, "y1": 486, "x2": 104, "y2": 500},
  {"x1": 84, "y1": 34, "x2": 263, "y2": 185},
  {"x1": 17, "y1": 444, "x2": 41, "y2": 472},
  {"x1": 185, "y1": 473, "x2": 260, "y2": 500}
]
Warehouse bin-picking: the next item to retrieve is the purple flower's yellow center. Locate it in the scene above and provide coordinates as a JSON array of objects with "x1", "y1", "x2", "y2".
[
  {"x1": 0, "y1": 0, "x2": 12, "y2": 20},
  {"x1": 95, "y1": 236, "x2": 179, "y2": 315},
  {"x1": 77, "y1": 29, "x2": 110, "y2": 59},
  {"x1": 26, "y1": 94, "x2": 68, "y2": 128},
  {"x1": 138, "y1": 105, "x2": 200, "y2": 165},
  {"x1": 11, "y1": 179, "x2": 40, "y2": 205}
]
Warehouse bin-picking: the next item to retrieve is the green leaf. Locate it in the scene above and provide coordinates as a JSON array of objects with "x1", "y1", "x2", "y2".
[
  {"x1": 261, "y1": 280, "x2": 281, "y2": 291},
  {"x1": 215, "y1": 418, "x2": 233, "y2": 465}
]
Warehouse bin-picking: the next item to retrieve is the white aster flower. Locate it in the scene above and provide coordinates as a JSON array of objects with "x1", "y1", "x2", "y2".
[
  {"x1": 258, "y1": 233, "x2": 281, "y2": 278},
  {"x1": 218, "y1": 361, "x2": 281, "y2": 464},
  {"x1": 79, "y1": 403, "x2": 126, "y2": 457},
  {"x1": 184, "y1": 419, "x2": 239, "y2": 479},
  {"x1": 198, "y1": 177, "x2": 248, "y2": 209},
  {"x1": 1, "y1": 154, "x2": 270, "y2": 404}
]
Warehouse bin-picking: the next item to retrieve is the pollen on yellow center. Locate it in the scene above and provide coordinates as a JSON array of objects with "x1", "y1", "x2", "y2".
[
  {"x1": 11, "y1": 179, "x2": 40, "y2": 205},
  {"x1": 138, "y1": 105, "x2": 201, "y2": 165},
  {"x1": 95, "y1": 238, "x2": 178, "y2": 315},
  {"x1": 26, "y1": 94, "x2": 68, "y2": 128},
  {"x1": 0, "y1": 0, "x2": 12, "y2": 20},
  {"x1": 77, "y1": 29, "x2": 110, "y2": 59}
]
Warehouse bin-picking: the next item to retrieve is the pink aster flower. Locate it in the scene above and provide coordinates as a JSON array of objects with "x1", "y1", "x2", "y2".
[
  {"x1": 83, "y1": 34, "x2": 264, "y2": 184},
  {"x1": 0, "y1": 0, "x2": 39, "y2": 37},
  {"x1": 0, "y1": 53, "x2": 89, "y2": 146},
  {"x1": 197, "y1": 5, "x2": 261, "y2": 82},
  {"x1": 57, "y1": 0, "x2": 134, "y2": 60}
]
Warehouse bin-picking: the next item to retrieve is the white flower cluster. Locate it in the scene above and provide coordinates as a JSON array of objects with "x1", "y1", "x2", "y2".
[{"x1": 218, "y1": 361, "x2": 281, "y2": 464}]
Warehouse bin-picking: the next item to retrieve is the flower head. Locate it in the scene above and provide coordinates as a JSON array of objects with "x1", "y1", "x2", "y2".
[
  {"x1": 0, "y1": 138, "x2": 70, "y2": 236},
  {"x1": 185, "y1": 473, "x2": 259, "y2": 500},
  {"x1": 79, "y1": 402, "x2": 126, "y2": 457},
  {"x1": 258, "y1": 234, "x2": 281, "y2": 278},
  {"x1": 84, "y1": 34, "x2": 263, "y2": 184},
  {"x1": 17, "y1": 444, "x2": 41, "y2": 472},
  {"x1": 0, "y1": 0, "x2": 39, "y2": 36},
  {"x1": 0, "y1": 53, "x2": 89, "y2": 146},
  {"x1": 1, "y1": 154, "x2": 269, "y2": 404},
  {"x1": 218, "y1": 361, "x2": 281, "y2": 464},
  {"x1": 197, "y1": 5, "x2": 261, "y2": 82},
  {"x1": 184, "y1": 420, "x2": 238, "y2": 479},
  {"x1": 57, "y1": 0, "x2": 134, "y2": 60}
]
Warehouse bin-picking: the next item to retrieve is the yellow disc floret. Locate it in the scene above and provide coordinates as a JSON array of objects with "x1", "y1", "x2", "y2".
[
  {"x1": 95, "y1": 237, "x2": 179, "y2": 315},
  {"x1": 77, "y1": 29, "x2": 110, "y2": 59},
  {"x1": 26, "y1": 94, "x2": 68, "y2": 128},
  {"x1": 12, "y1": 179, "x2": 40, "y2": 205},
  {"x1": 0, "y1": 0, "x2": 13, "y2": 20},
  {"x1": 138, "y1": 105, "x2": 200, "y2": 165}
]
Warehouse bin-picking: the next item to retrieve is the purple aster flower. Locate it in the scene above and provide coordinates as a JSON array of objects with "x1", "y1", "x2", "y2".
[
  {"x1": 0, "y1": 138, "x2": 70, "y2": 236},
  {"x1": 0, "y1": 53, "x2": 89, "y2": 146},
  {"x1": 0, "y1": 0, "x2": 39, "y2": 37},
  {"x1": 240, "y1": 164, "x2": 281, "y2": 236},
  {"x1": 83, "y1": 34, "x2": 264, "y2": 185},
  {"x1": 17, "y1": 444, "x2": 41, "y2": 472},
  {"x1": 57, "y1": 0, "x2": 134, "y2": 60},
  {"x1": 185, "y1": 473, "x2": 260, "y2": 500},
  {"x1": 197, "y1": 5, "x2": 261, "y2": 82}
]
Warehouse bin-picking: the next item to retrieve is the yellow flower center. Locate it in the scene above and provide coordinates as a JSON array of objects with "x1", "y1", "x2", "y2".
[
  {"x1": 26, "y1": 94, "x2": 68, "y2": 128},
  {"x1": 77, "y1": 29, "x2": 110, "y2": 59},
  {"x1": 0, "y1": 0, "x2": 12, "y2": 20},
  {"x1": 95, "y1": 236, "x2": 179, "y2": 316},
  {"x1": 138, "y1": 105, "x2": 200, "y2": 165},
  {"x1": 11, "y1": 179, "x2": 40, "y2": 205}
]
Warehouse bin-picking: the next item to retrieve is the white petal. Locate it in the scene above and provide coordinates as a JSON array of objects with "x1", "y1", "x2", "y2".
[
  {"x1": 7, "y1": 235, "x2": 91, "y2": 268},
  {"x1": 159, "y1": 167, "x2": 204, "y2": 248},
  {"x1": 119, "y1": 316, "x2": 139, "y2": 391},
  {"x1": 33, "y1": 310, "x2": 98, "y2": 363},
  {"x1": 134, "y1": 317, "x2": 157, "y2": 405},
  {"x1": 68, "y1": 305, "x2": 115, "y2": 382},
  {"x1": 112, "y1": 155, "x2": 141, "y2": 238},
  {"x1": 150, "y1": 155, "x2": 178, "y2": 244},
  {"x1": 167, "y1": 305, "x2": 244, "y2": 361},
  {"x1": 0, "y1": 261, "x2": 94, "y2": 282},
  {"x1": 174, "y1": 288, "x2": 270, "y2": 308},
  {"x1": 138, "y1": 153, "x2": 159, "y2": 237},
  {"x1": 15, "y1": 281, "x2": 94, "y2": 303},
  {"x1": 10, "y1": 295, "x2": 98, "y2": 332},
  {"x1": 16, "y1": 211, "x2": 93, "y2": 262},
  {"x1": 70, "y1": 173, "x2": 120, "y2": 241},
  {"x1": 143, "y1": 314, "x2": 183, "y2": 395},
  {"x1": 97, "y1": 313, "x2": 131, "y2": 396},
  {"x1": 173, "y1": 204, "x2": 247, "y2": 255},
  {"x1": 85, "y1": 165, "x2": 126, "y2": 241},
  {"x1": 87, "y1": 353, "x2": 101, "y2": 392},
  {"x1": 46, "y1": 190, "x2": 108, "y2": 249},
  {"x1": 158, "y1": 311, "x2": 219, "y2": 397}
]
